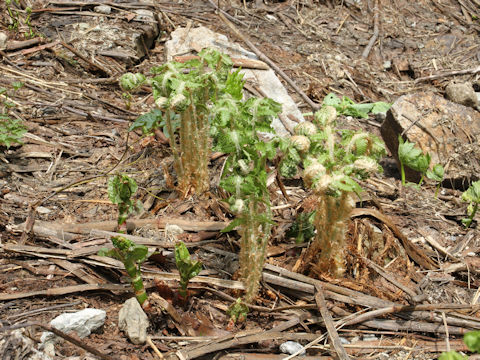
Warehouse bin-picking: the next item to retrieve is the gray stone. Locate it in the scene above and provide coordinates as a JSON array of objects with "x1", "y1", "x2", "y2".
[
  {"x1": 94, "y1": 5, "x2": 111, "y2": 14},
  {"x1": 279, "y1": 341, "x2": 306, "y2": 356},
  {"x1": 0, "y1": 32, "x2": 7, "y2": 50},
  {"x1": 37, "y1": 8, "x2": 159, "y2": 71},
  {"x1": 40, "y1": 308, "x2": 106, "y2": 345},
  {"x1": 118, "y1": 297, "x2": 149, "y2": 345},
  {"x1": 445, "y1": 82, "x2": 478, "y2": 108},
  {"x1": 134, "y1": 9, "x2": 155, "y2": 22},
  {"x1": 380, "y1": 92, "x2": 480, "y2": 188}
]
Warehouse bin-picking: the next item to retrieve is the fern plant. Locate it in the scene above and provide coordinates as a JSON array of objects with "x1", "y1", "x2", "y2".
[
  {"x1": 279, "y1": 106, "x2": 385, "y2": 277},
  {"x1": 142, "y1": 49, "x2": 234, "y2": 196},
  {"x1": 216, "y1": 89, "x2": 281, "y2": 303},
  {"x1": 99, "y1": 174, "x2": 149, "y2": 308},
  {"x1": 128, "y1": 49, "x2": 281, "y2": 304}
]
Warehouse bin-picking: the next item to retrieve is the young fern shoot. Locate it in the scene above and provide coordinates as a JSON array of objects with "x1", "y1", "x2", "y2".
[
  {"x1": 462, "y1": 180, "x2": 480, "y2": 228},
  {"x1": 397, "y1": 136, "x2": 431, "y2": 186},
  {"x1": 280, "y1": 106, "x2": 385, "y2": 277},
  {"x1": 147, "y1": 49, "x2": 234, "y2": 196},
  {"x1": 213, "y1": 71, "x2": 281, "y2": 304},
  {"x1": 99, "y1": 174, "x2": 150, "y2": 308}
]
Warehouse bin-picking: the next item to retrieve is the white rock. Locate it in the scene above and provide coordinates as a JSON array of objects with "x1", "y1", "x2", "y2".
[
  {"x1": 40, "y1": 308, "x2": 106, "y2": 345},
  {"x1": 0, "y1": 32, "x2": 7, "y2": 50},
  {"x1": 445, "y1": 82, "x2": 478, "y2": 108},
  {"x1": 37, "y1": 206, "x2": 51, "y2": 214},
  {"x1": 118, "y1": 297, "x2": 149, "y2": 345},
  {"x1": 134, "y1": 9, "x2": 154, "y2": 21},
  {"x1": 279, "y1": 341, "x2": 306, "y2": 355},
  {"x1": 165, "y1": 224, "x2": 184, "y2": 237},
  {"x1": 94, "y1": 5, "x2": 111, "y2": 14}
]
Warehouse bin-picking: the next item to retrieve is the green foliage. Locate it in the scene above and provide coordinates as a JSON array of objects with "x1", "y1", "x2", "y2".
[
  {"x1": 201, "y1": 52, "x2": 281, "y2": 304},
  {"x1": 0, "y1": 83, "x2": 27, "y2": 149},
  {"x1": 107, "y1": 174, "x2": 142, "y2": 226},
  {"x1": 120, "y1": 73, "x2": 146, "y2": 92},
  {"x1": 287, "y1": 211, "x2": 316, "y2": 244},
  {"x1": 438, "y1": 330, "x2": 480, "y2": 359},
  {"x1": 464, "y1": 330, "x2": 480, "y2": 352},
  {"x1": 101, "y1": 173, "x2": 148, "y2": 307},
  {"x1": 438, "y1": 351, "x2": 467, "y2": 360},
  {"x1": 5, "y1": 1, "x2": 37, "y2": 38},
  {"x1": 426, "y1": 164, "x2": 445, "y2": 182},
  {"x1": 128, "y1": 48, "x2": 281, "y2": 304},
  {"x1": 280, "y1": 117, "x2": 385, "y2": 198},
  {"x1": 216, "y1": 93, "x2": 280, "y2": 303},
  {"x1": 133, "y1": 48, "x2": 245, "y2": 195},
  {"x1": 98, "y1": 236, "x2": 149, "y2": 306},
  {"x1": 398, "y1": 136, "x2": 431, "y2": 186},
  {"x1": 0, "y1": 116, "x2": 27, "y2": 149},
  {"x1": 227, "y1": 298, "x2": 249, "y2": 323},
  {"x1": 174, "y1": 242, "x2": 202, "y2": 299},
  {"x1": 5, "y1": 0, "x2": 20, "y2": 31},
  {"x1": 461, "y1": 180, "x2": 480, "y2": 228},
  {"x1": 119, "y1": 73, "x2": 146, "y2": 109},
  {"x1": 278, "y1": 105, "x2": 385, "y2": 276},
  {"x1": 322, "y1": 93, "x2": 391, "y2": 118},
  {"x1": 427, "y1": 163, "x2": 445, "y2": 198}
]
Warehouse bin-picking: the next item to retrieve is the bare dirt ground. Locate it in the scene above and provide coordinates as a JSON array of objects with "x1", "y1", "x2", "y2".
[{"x1": 1, "y1": 0, "x2": 480, "y2": 359}]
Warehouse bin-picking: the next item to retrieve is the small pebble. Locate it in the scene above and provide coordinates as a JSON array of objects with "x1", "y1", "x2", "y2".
[
  {"x1": 279, "y1": 341, "x2": 306, "y2": 356},
  {"x1": 0, "y1": 32, "x2": 7, "y2": 50},
  {"x1": 94, "y1": 5, "x2": 111, "y2": 14}
]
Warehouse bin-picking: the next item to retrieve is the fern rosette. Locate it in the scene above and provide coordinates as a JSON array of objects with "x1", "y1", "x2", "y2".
[{"x1": 279, "y1": 106, "x2": 386, "y2": 277}]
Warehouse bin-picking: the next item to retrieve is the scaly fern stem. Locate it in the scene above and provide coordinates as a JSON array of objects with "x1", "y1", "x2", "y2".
[
  {"x1": 239, "y1": 198, "x2": 272, "y2": 303},
  {"x1": 166, "y1": 110, "x2": 184, "y2": 182},
  {"x1": 177, "y1": 90, "x2": 210, "y2": 195},
  {"x1": 306, "y1": 192, "x2": 354, "y2": 277}
]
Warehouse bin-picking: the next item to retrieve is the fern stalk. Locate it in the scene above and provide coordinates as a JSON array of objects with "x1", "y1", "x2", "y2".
[
  {"x1": 304, "y1": 192, "x2": 355, "y2": 277},
  {"x1": 238, "y1": 198, "x2": 272, "y2": 303}
]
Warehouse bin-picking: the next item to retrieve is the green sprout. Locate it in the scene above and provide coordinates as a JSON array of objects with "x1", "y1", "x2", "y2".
[
  {"x1": 227, "y1": 298, "x2": 249, "y2": 324},
  {"x1": 439, "y1": 330, "x2": 480, "y2": 359},
  {"x1": 0, "y1": 84, "x2": 27, "y2": 149},
  {"x1": 287, "y1": 211, "x2": 316, "y2": 244},
  {"x1": 0, "y1": 116, "x2": 27, "y2": 149},
  {"x1": 119, "y1": 73, "x2": 146, "y2": 110},
  {"x1": 129, "y1": 49, "x2": 281, "y2": 307},
  {"x1": 216, "y1": 94, "x2": 280, "y2": 303},
  {"x1": 174, "y1": 241, "x2": 202, "y2": 300},
  {"x1": 320, "y1": 92, "x2": 391, "y2": 118},
  {"x1": 398, "y1": 135, "x2": 431, "y2": 186},
  {"x1": 107, "y1": 174, "x2": 142, "y2": 226},
  {"x1": 426, "y1": 163, "x2": 445, "y2": 198},
  {"x1": 23, "y1": 7, "x2": 36, "y2": 39},
  {"x1": 99, "y1": 237, "x2": 149, "y2": 307},
  {"x1": 5, "y1": 0, "x2": 20, "y2": 31},
  {"x1": 5, "y1": 1, "x2": 38, "y2": 38},
  {"x1": 100, "y1": 174, "x2": 149, "y2": 307},
  {"x1": 461, "y1": 180, "x2": 480, "y2": 228}
]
